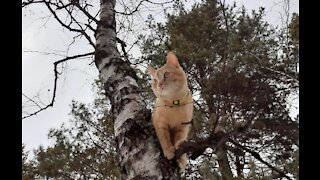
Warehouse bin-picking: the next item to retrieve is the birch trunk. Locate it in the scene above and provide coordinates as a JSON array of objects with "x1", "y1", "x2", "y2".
[{"x1": 94, "y1": 0, "x2": 179, "y2": 179}]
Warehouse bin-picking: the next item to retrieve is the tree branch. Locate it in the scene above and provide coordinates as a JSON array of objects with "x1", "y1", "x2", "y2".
[
  {"x1": 74, "y1": 3, "x2": 99, "y2": 24},
  {"x1": 219, "y1": 0, "x2": 230, "y2": 61},
  {"x1": 63, "y1": 4, "x2": 96, "y2": 48},
  {"x1": 44, "y1": 1, "x2": 95, "y2": 48},
  {"x1": 22, "y1": 0, "x2": 44, "y2": 7},
  {"x1": 229, "y1": 139, "x2": 293, "y2": 180},
  {"x1": 114, "y1": 0, "x2": 175, "y2": 15},
  {"x1": 86, "y1": 131, "x2": 110, "y2": 155},
  {"x1": 22, "y1": 93, "x2": 43, "y2": 109},
  {"x1": 116, "y1": 37, "x2": 128, "y2": 61},
  {"x1": 212, "y1": 94, "x2": 221, "y2": 133},
  {"x1": 115, "y1": 0, "x2": 145, "y2": 16},
  {"x1": 22, "y1": 52, "x2": 94, "y2": 120},
  {"x1": 175, "y1": 109, "x2": 264, "y2": 159},
  {"x1": 145, "y1": 0, "x2": 175, "y2": 5},
  {"x1": 250, "y1": 52, "x2": 299, "y2": 85}
]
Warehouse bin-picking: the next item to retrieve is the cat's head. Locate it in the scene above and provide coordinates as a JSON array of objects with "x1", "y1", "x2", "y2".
[{"x1": 147, "y1": 52, "x2": 188, "y2": 99}]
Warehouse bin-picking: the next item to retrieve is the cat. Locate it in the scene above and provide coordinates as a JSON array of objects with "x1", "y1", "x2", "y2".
[{"x1": 147, "y1": 51, "x2": 193, "y2": 173}]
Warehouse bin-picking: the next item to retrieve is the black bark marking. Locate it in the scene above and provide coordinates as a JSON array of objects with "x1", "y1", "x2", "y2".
[{"x1": 94, "y1": 49, "x2": 109, "y2": 66}]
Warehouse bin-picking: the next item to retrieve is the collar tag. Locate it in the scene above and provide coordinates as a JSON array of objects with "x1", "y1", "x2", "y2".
[{"x1": 172, "y1": 100, "x2": 180, "y2": 105}]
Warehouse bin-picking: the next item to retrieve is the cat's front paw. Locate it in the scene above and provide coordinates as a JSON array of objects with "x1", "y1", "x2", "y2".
[{"x1": 164, "y1": 146, "x2": 175, "y2": 160}]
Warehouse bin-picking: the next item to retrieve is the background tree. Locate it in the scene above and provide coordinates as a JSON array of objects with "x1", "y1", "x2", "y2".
[
  {"x1": 139, "y1": 0, "x2": 298, "y2": 179},
  {"x1": 23, "y1": 0, "x2": 298, "y2": 179},
  {"x1": 23, "y1": 80, "x2": 120, "y2": 179}
]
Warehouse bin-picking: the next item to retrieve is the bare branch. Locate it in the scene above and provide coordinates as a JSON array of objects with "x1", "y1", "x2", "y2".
[
  {"x1": 22, "y1": 93, "x2": 43, "y2": 109},
  {"x1": 212, "y1": 94, "x2": 221, "y2": 133},
  {"x1": 115, "y1": 0, "x2": 145, "y2": 16},
  {"x1": 145, "y1": 0, "x2": 175, "y2": 5},
  {"x1": 250, "y1": 52, "x2": 299, "y2": 85},
  {"x1": 116, "y1": 37, "x2": 129, "y2": 60},
  {"x1": 229, "y1": 139, "x2": 293, "y2": 180},
  {"x1": 44, "y1": 1, "x2": 95, "y2": 48},
  {"x1": 23, "y1": 50, "x2": 66, "y2": 57},
  {"x1": 218, "y1": 0, "x2": 230, "y2": 61},
  {"x1": 74, "y1": 3, "x2": 99, "y2": 24},
  {"x1": 64, "y1": 4, "x2": 96, "y2": 47},
  {"x1": 115, "y1": 0, "x2": 175, "y2": 15},
  {"x1": 86, "y1": 131, "x2": 110, "y2": 155},
  {"x1": 22, "y1": 0, "x2": 44, "y2": 7},
  {"x1": 22, "y1": 52, "x2": 94, "y2": 120}
]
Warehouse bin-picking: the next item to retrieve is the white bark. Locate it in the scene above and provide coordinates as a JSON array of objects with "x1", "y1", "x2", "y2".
[{"x1": 114, "y1": 101, "x2": 140, "y2": 137}]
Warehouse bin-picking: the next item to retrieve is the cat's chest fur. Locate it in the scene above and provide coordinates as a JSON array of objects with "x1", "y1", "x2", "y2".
[{"x1": 152, "y1": 101, "x2": 193, "y2": 128}]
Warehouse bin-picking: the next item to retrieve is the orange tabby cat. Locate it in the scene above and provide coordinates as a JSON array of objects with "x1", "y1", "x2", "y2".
[{"x1": 147, "y1": 51, "x2": 193, "y2": 172}]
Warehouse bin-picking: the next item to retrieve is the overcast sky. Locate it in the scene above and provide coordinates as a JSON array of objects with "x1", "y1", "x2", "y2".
[{"x1": 22, "y1": 0, "x2": 299, "y2": 157}]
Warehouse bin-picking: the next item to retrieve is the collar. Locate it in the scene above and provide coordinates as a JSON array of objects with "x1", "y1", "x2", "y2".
[{"x1": 155, "y1": 90, "x2": 193, "y2": 108}]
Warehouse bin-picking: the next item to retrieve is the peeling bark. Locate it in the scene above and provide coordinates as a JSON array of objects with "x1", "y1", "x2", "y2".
[{"x1": 94, "y1": 0, "x2": 179, "y2": 179}]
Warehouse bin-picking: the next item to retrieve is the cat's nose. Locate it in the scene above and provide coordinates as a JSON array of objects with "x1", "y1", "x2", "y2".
[{"x1": 158, "y1": 82, "x2": 164, "y2": 89}]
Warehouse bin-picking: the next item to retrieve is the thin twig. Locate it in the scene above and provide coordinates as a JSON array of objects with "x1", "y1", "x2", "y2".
[
  {"x1": 229, "y1": 139, "x2": 293, "y2": 180},
  {"x1": 250, "y1": 52, "x2": 299, "y2": 85},
  {"x1": 22, "y1": 0, "x2": 44, "y2": 7},
  {"x1": 22, "y1": 52, "x2": 94, "y2": 120},
  {"x1": 115, "y1": 0, "x2": 145, "y2": 15},
  {"x1": 44, "y1": 1, "x2": 95, "y2": 48},
  {"x1": 22, "y1": 93, "x2": 43, "y2": 109}
]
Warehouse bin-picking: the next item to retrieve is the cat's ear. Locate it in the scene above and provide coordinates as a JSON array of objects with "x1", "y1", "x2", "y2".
[
  {"x1": 166, "y1": 51, "x2": 180, "y2": 68},
  {"x1": 147, "y1": 66, "x2": 156, "y2": 77}
]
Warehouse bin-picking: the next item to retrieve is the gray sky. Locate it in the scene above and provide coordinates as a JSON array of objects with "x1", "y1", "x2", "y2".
[{"x1": 22, "y1": 0, "x2": 299, "y2": 156}]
